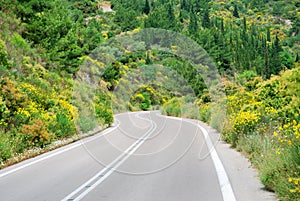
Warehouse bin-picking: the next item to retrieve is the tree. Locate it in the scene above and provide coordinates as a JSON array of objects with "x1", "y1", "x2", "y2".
[
  {"x1": 243, "y1": 17, "x2": 247, "y2": 33},
  {"x1": 188, "y1": 12, "x2": 198, "y2": 36},
  {"x1": 144, "y1": 4, "x2": 178, "y2": 31},
  {"x1": 143, "y1": 0, "x2": 150, "y2": 14},
  {"x1": 220, "y1": 18, "x2": 224, "y2": 33},
  {"x1": 267, "y1": 27, "x2": 271, "y2": 42},
  {"x1": 269, "y1": 35, "x2": 282, "y2": 75},
  {"x1": 0, "y1": 40, "x2": 10, "y2": 68},
  {"x1": 181, "y1": 0, "x2": 188, "y2": 11},
  {"x1": 102, "y1": 62, "x2": 122, "y2": 91},
  {"x1": 233, "y1": 4, "x2": 240, "y2": 18},
  {"x1": 264, "y1": 43, "x2": 270, "y2": 78},
  {"x1": 114, "y1": 7, "x2": 139, "y2": 32},
  {"x1": 202, "y1": 10, "x2": 210, "y2": 28}
]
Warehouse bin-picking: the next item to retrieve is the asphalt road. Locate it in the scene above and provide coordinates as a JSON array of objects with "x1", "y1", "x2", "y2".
[{"x1": 0, "y1": 111, "x2": 277, "y2": 201}]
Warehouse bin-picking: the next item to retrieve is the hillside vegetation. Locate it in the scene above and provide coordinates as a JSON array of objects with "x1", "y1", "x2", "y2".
[{"x1": 0, "y1": 0, "x2": 299, "y2": 200}]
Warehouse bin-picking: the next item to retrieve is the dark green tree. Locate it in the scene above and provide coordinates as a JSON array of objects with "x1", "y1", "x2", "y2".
[
  {"x1": 114, "y1": 7, "x2": 139, "y2": 32},
  {"x1": 181, "y1": 0, "x2": 188, "y2": 11},
  {"x1": 188, "y1": 12, "x2": 198, "y2": 36},
  {"x1": 269, "y1": 35, "x2": 282, "y2": 75},
  {"x1": 143, "y1": 0, "x2": 150, "y2": 14},
  {"x1": 202, "y1": 10, "x2": 210, "y2": 28},
  {"x1": 233, "y1": 4, "x2": 240, "y2": 18},
  {"x1": 267, "y1": 28, "x2": 271, "y2": 42},
  {"x1": 144, "y1": 4, "x2": 178, "y2": 31}
]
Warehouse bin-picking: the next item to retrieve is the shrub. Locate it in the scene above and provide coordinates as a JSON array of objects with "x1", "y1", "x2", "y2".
[
  {"x1": 233, "y1": 110, "x2": 261, "y2": 134},
  {"x1": 95, "y1": 104, "x2": 113, "y2": 125},
  {"x1": 0, "y1": 132, "x2": 12, "y2": 164},
  {"x1": 95, "y1": 91, "x2": 113, "y2": 126},
  {"x1": 0, "y1": 39, "x2": 10, "y2": 67},
  {"x1": 21, "y1": 120, "x2": 51, "y2": 148},
  {"x1": 49, "y1": 109, "x2": 76, "y2": 138},
  {"x1": 162, "y1": 97, "x2": 182, "y2": 117},
  {"x1": 0, "y1": 96, "x2": 9, "y2": 128}
]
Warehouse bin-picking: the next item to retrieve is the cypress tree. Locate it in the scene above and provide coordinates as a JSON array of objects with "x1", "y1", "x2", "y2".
[
  {"x1": 264, "y1": 43, "x2": 270, "y2": 78},
  {"x1": 233, "y1": 5, "x2": 239, "y2": 18},
  {"x1": 243, "y1": 17, "x2": 247, "y2": 33},
  {"x1": 143, "y1": 0, "x2": 150, "y2": 14},
  {"x1": 220, "y1": 18, "x2": 224, "y2": 33},
  {"x1": 267, "y1": 28, "x2": 271, "y2": 42},
  {"x1": 188, "y1": 12, "x2": 198, "y2": 35},
  {"x1": 181, "y1": 0, "x2": 188, "y2": 11},
  {"x1": 269, "y1": 35, "x2": 282, "y2": 75},
  {"x1": 202, "y1": 10, "x2": 210, "y2": 28}
]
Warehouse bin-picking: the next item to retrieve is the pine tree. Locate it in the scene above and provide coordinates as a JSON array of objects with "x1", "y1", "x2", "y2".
[
  {"x1": 269, "y1": 35, "x2": 282, "y2": 75},
  {"x1": 202, "y1": 10, "x2": 210, "y2": 28},
  {"x1": 243, "y1": 17, "x2": 247, "y2": 33},
  {"x1": 143, "y1": 0, "x2": 150, "y2": 15},
  {"x1": 181, "y1": 0, "x2": 188, "y2": 11},
  {"x1": 233, "y1": 5, "x2": 239, "y2": 18},
  {"x1": 267, "y1": 28, "x2": 271, "y2": 42},
  {"x1": 264, "y1": 43, "x2": 270, "y2": 78},
  {"x1": 188, "y1": 12, "x2": 198, "y2": 36},
  {"x1": 220, "y1": 18, "x2": 224, "y2": 33}
]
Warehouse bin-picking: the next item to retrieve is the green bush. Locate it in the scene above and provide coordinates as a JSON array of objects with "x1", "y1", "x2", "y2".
[
  {"x1": 50, "y1": 109, "x2": 76, "y2": 138},
  {"x1": 95, "y1": 92, "x2": 114, "y2": 125},
  {"x1": 95, "y1": 104, "x2": 113, "y2": 125},
  {"x1": 162, "y1": 98, "x2": 181, "y2": 117},
  {"x1": 0, "y1": 132, "x2": 12, "y2": 164}
]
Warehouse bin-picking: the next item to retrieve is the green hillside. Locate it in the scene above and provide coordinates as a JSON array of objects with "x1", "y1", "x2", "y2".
[{"x1": 0, "y1": 0, "x2": 299, "y2": 199}]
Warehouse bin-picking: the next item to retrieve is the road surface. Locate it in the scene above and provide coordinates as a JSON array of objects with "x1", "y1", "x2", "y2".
[{"x1": 0, "y1": 111, "x2": 277, "y2": 201}]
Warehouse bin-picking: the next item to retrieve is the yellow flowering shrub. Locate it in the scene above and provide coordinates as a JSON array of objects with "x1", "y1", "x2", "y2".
[
  {"x1": 233, "y1": 110, "x2": 261, "y2": 134},
  {"x1": 226, "y1": 91, "x2": 257, "y2": 115}
]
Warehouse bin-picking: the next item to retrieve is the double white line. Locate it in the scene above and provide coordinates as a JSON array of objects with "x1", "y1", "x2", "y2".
[{"x1": 62, "y1": 112, "x2": 157, "y2": 201}]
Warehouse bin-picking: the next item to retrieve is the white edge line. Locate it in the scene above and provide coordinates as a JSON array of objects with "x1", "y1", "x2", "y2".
[
  {"x1": 0, "y1": 125, "x2": 118, "y2": 179},
  {"x1": 198, "y1": 125, "x2": 236, "y2": 201},
  {"x1": 161, "y1": 114, "x2": 236, "y2": 201}
]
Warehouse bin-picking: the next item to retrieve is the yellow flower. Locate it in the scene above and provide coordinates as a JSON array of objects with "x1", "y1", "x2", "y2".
[
  {"x1": 273, "y1": 131, "x2": 278, "y2": 137},
  {"x1": 289, "y1": 178, "x2": 293, "y2": 182},
  {"x1": 276, "y1": 151, "x2": 281, "y2": 155},
  {"x1": 284, "y1": 123, "x2": 290, "y2": 129},
  {"x1": 295, "y1": 179, "x2": 299, "y2": 185}
]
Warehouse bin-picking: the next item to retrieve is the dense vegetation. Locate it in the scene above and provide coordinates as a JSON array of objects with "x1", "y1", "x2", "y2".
[
  {"x1": 0, "y1": 0, "x2": 299, "y2": 200},
  {"x1": 0, "y1": 0, "x2": 112, "y2": 164}
]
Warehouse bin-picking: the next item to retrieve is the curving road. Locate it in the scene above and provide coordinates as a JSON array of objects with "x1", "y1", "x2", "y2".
[{"x1": 0, "y1": 111, "x2": 276, "y2": 201}]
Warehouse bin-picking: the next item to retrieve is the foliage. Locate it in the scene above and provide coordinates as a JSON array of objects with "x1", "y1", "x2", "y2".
[
  {"x1": 21, "y1": 119, "x2": 51, "y2": 148},
  {"x1": 198, "y1": 67, "x2": 300, "y2": 200},
  {"x1": 95, "y1": 91, "x2": 113, "y2": 125},
  {"x1": 162, "y1": 97, "x2": 182, "y2": 117},
  {"x1": 0, "y1": 1, "x2": 299, "y2": 200}
]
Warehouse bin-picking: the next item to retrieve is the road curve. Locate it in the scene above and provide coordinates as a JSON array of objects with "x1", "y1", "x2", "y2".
[{"x1": 0, "y1": 111, "x2": 277, "y2": 201}]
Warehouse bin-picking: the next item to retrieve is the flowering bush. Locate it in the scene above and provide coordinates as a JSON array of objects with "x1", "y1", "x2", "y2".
[
  {"x1": 197, "y1": 68, "x2": 300, "y2": 200},
  {"x1": 233, "y1": 110, "x2": 261, "y2": 134},
  {"x1": 21, "y1": 120, "x2": 51, "y2": 148}
]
